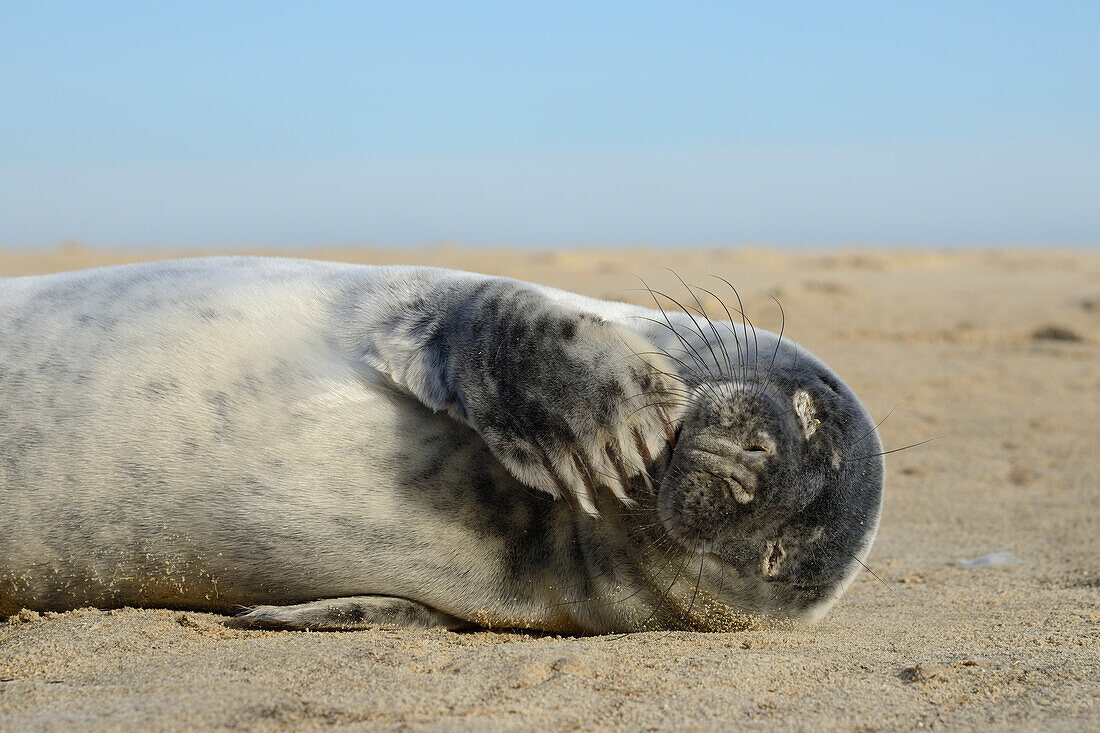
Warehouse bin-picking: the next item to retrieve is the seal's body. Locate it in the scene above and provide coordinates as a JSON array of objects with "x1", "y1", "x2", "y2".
[{"x1": 0, "y1": 258, "x2": 883, "y2": 633}]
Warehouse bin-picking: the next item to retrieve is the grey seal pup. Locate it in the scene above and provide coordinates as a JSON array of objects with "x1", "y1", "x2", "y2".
[{"x1": 0, "y1": 257, "x2": 883, "y2": 633}]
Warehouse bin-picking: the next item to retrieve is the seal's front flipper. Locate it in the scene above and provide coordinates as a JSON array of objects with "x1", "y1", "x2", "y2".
[
  {"x1": 232, "y1": 595, "x2": 466, "y2": 631},
  {"x1": 347, "y1": 272, "x2": 681, "y2": 516}
]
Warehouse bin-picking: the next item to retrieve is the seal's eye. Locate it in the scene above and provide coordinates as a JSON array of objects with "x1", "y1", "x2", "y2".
[{"x1": 741, "y1": 436, "x2": 776, "y2": 454}]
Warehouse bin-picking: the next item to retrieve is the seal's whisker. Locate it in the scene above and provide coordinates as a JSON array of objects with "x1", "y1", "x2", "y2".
[
  {"x1": 762, "y1": 291, "x2": 786, "y2": 394},
  {"x1": 663, "y1": 268, "x2": 729, "y2": 386},
  {"x1": 610, "y1": 544, "x2": 688, "y2": 638},
  {"x1": 630, "y1": 283, "x2": 716, "y2": 379},
  {"x1": 672, "y1": 300, "x2": 729, "y2": 367},
  {"x1": 548, "y1": 521, "x2": 682, "y2": 611},
  {"x1": 642, "y1": 285, "x2": 722, "y2": 381},
  {"x1": 842, "y1": 437, "x2": 937, "y2": 464},
  {"x1": 712, "y1": 276, "x2": 753, "y2": 358},
  {"x1": 632, "y1": 280, "x2": 722, "y2": 387},
  {"x1": 606, "y1": 362, "x2": 688, "y2": 394},
  {"x1": 714, "y1": 276, "x2": 762, "y2": 389},
  {"x1": 600, "y1": 551, "x2": 681, "y2": 610},
  {"x1": 630, "y1": 340, "x2": 713, "y2": 393},
  {"x1": 846, "y1": 552, "x2": 897, "y2": 596},
  {"x1": 684, "y1": 283, "x2": 735, "y2": 380},
  {"x1": 618, "y1": 382, "x2": 696, "y2": 404},
  {"x1": 695, "y1": 283, "x2": 748, "y2": 383},
  {"x1": 619, "y1": 398, "x2": 697, "y2": 425},
  {"x1": 542, "y1": 527, "x2": 653, "y2": 596},
  {"x1": 851, "y1": 403, "x2": 898, "y2": 448},
  {"x1": 544, "y1": 542, "x2": 660, "y2": 606},
  {"x1": 617, "y1": 391, "x2": 696, "y2": 416},
  {"x1": 623, "y1": 397, "x2": 698, "y2": 417},
  {"x1": 660, "y1": 539, "x2": 707, "y2": 637},
  {"x1": 634, "y1": 315, "x2": 720, "y2": 398},
  {"x1": 606, "y1": 331, "x2": 695, "y2": 390}
]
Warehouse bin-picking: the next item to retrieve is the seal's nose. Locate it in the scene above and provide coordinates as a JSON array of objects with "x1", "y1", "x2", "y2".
[
  {"x1": 674, "y1": 425, "x2": 778, "y2": 501},
  {"x1": 675, "y1": 444, "x2": 759, "y2": 504}
]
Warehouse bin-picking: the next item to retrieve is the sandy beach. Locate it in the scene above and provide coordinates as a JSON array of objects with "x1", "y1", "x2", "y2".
[{"x1": 1, "y1": 246, "x2": 1097, "y2": 731}]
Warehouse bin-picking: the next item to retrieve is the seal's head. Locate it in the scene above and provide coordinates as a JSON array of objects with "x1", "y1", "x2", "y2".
[{"x1": 656, "y1": 347, "x2": 884, "y2": 622}]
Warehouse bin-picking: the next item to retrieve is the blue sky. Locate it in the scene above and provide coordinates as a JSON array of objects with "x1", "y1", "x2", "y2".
[{"x1": 1, "y1": 1, "x2": 1097, "y2": 248}]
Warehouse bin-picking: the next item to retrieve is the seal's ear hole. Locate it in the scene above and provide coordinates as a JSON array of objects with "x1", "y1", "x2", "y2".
[{"x1": 793, "y1": 390, "x2": 820, "y2": 439}]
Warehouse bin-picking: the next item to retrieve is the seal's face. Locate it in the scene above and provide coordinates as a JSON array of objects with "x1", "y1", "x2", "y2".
[{"x1": 656, "y1": 366, "x2": 884, "y2": 621}]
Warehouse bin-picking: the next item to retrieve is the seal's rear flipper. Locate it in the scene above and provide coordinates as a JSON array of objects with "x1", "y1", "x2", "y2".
[{"x1": 229, "y1": 595, "x2": 467, "y2": 631}]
